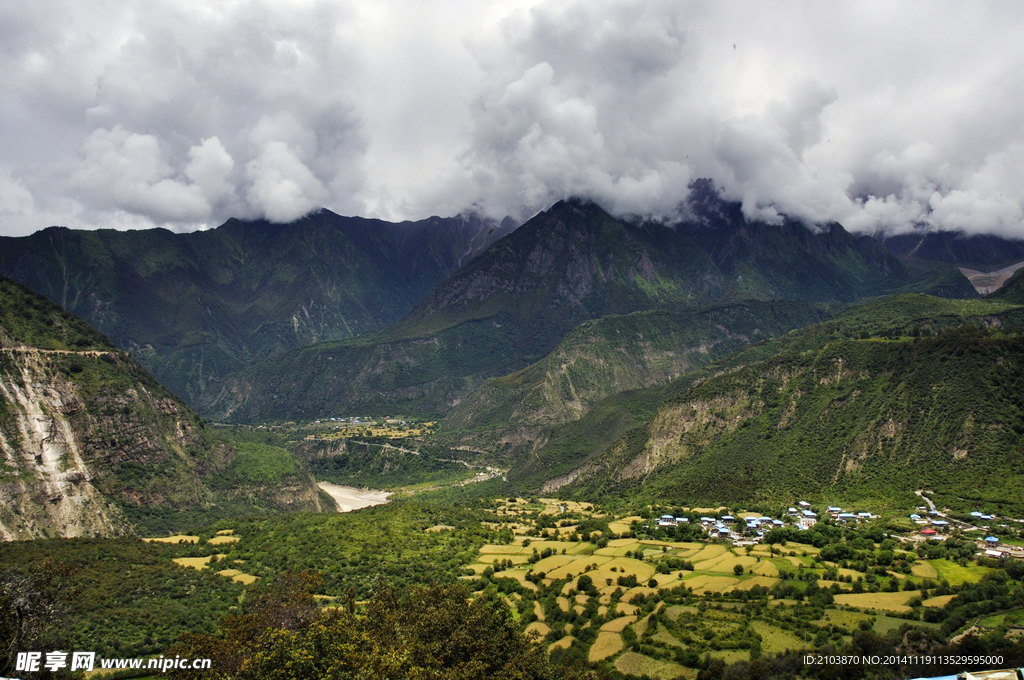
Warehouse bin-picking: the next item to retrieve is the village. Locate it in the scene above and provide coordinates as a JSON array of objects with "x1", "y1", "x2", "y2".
[{"x1": 650, "y1": 499, "x2": 1024, "y2": 561}]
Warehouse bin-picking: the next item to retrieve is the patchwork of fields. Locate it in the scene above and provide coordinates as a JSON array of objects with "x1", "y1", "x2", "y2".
[{"x1": 452, "y1": 498, "x2": 1001, "y2": 678}]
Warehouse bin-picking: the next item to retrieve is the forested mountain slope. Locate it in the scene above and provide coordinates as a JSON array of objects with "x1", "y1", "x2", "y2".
[
  {"x1": 210, "y1": 192, "x2": 930, "y2": 423},
  {"x1": 0, "y1": 210, "x2": 513, "y2": 405},
  {"x1": 442, "y1": 301, "x2": 836, "y2": 441},
  {"x1": 550, "y1": 295, "x2": 1024, "y2": 513},
  {"x1": 0, "y1": 277, "x2": 323, "y2": 538}
]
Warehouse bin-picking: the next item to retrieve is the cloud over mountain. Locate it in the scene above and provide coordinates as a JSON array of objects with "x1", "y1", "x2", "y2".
[{"x1": 1, "y1": 1, "x2": 1023, "y2": 237}]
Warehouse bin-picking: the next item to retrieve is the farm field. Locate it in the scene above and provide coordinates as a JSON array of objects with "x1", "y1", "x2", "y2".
[
  {"x1": 454, "y1": 497, "x2": 1016, "y2": 675},
  {"x1": 25, "y1": 496, "x2": 1020, "y2": 678}
]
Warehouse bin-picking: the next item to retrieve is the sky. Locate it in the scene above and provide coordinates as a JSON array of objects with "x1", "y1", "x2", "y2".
[{"x1": 2, "y1": 1, "x2": 1024, "y2": 238}]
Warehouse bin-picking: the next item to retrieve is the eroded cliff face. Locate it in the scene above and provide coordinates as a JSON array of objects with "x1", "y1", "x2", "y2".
[{"x1": 0, "y1": 348, "x2": 129, "y2": 539}]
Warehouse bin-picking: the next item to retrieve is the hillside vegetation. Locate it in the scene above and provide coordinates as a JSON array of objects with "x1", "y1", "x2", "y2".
[
  {"x1": 0, "y1": 211, "x2": 512, "y2": 406},
  {"x1": 211, "y1": 191, "x2": 948, "y2": 423},
  {"x1": 0, "y1": 276, "x2": 325, "y2": 538},
  {"x1": 554, "y1": 296, "x2": 1024, "y2": 513},
  {"x1": 443, "y1": 301, "x2": 836, "y2": 436}
]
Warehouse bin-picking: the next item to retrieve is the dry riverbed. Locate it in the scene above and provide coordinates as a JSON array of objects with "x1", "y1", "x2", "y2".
[{"x1": 317, "y1": 482, "x2": 391, "y2": 512}]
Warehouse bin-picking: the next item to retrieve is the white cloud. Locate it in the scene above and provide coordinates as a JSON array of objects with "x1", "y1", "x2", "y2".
[{"x1": 1, "y1": 0, "x2": 1024, "y2": 236}]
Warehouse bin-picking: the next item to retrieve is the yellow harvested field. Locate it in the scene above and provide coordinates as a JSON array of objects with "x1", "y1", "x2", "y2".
[
  {"x1": 652, "y1": 575, "x2": 686, "y2": 591},
  {"x1": 601, "y1": 615, "x2": 638, "y2": 632},
  {"x1": 496, "y1": 568, "x2": 538, "y2": 591},
  {"x1": 575, "y1": 594, "x2": 590, "y2": 605},
  {"x1": 689, "y1": 544, "x2": 728, "y2": 562},
  {"x1": 785, "y1": 543, "x2": 820, "y2": 554},
  {"x1": 707, "y1": 555, "x2": 758, "y2": 574},
  {"x1": 549, "y1": 636, "x2": 575, "y2": 652},
  {"x1": 753, "y1": 561, "x2": 779, "y2": 577},
  {"x1": 173, "y1": 556, "x2": 212, "y2": 570},
  {"x1": 608, "y1": 516, "x2": 643, "y2": 534},
  {"x1": 785, "y1": 556, "x2": 806, "y2": 568},
  {"x1": 622, "y1": 586, "x2": 659, "y2": 601},
  {"x1": 478, "y1": 554, "x2": 532, "y2": 565},
  {"x1": 216, "y1": 569, "x2": 258, "y2": 585},
  {"x1": 479, "y1": 544, "x2": 526, "y2": 554},
  {"x1": 923, "y1": 595, "x2": 956, "y2": 608},
  {"x1": 534, "y1": 601, "x2": 545, "y2": 621},
  {"x1": 545, "y1": 557, "x2": 621, "y2": 581},
  {"x1": 208, "y1": 535, "x2": 240, "y2": 545},
  {"x1": 589, "y1": 632, "x2": 623, "y2": 662},
  {"x1": 143, "y1": 535, "x2": 199, "y2": 543},
  {"x1": 633, "y1": 613, "x2": 653, "y2": 637},
  {"x1": 594, "y1": 557, "x2": 656, "y2": 581},
  {"x1": 215, "y1": 529, "x2": 234, "y2": 535},
  {"x1": 425, "y1": 525, "x2": 455, "y2": 532},
  {"x1": 833, "y1": 591, "x2": 915, "y2": 613},
  {"x1": 616, "y1": 603, "x2": 639, "y2": 616},
  {"x1": 732, "y1": 576, "x2": 778, "y2": 591},
  {"x1": 912, "y1": 562, "x2": 939, "y2": 579},
  {"x1": 525, "y1": 621, "x2": 551, "y2": 638},
  {"x1": 557, "y1": 596, "x2": 570, "y2": 612},
  {"x1": 598, "y1": 605, "x2": 608, "y2": 617},
  {"x1": 682, "y1": 574, "x2": 739, "y2": 593},
  {"x1": 534, "y1": 555, "x2": 581, "y2": 573}
]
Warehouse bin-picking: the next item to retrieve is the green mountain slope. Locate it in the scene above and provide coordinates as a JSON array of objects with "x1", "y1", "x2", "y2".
[
  {"x1": 213, "y1": 193, "x2": 924, "y2": 423},
  {"x1": 442, "y1": 301, "x2": 836, "y2": 435},
  {"x1": 0, "y1": 211, "x2": 513, "y2": 406},
  {"x1": 990, "y1": 267, "x2": 1024, "y2": 304},
  {"x1": 549, "y1": 295, "x2": 1024, "y2": 512},
  {"x1": 0, "y1": 277, "x2": 324, "y2": 538}
]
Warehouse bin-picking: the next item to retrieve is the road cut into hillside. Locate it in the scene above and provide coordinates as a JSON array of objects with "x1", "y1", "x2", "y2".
[{"x1": 317, "y1": 482, "x2": 391, "y2": 512}]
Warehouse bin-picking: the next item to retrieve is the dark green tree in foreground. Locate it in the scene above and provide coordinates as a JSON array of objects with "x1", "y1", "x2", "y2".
[
  {"x1": 172, "y1": 573, "x2": 600, "y2": 680},
  {"x1": 0, "y1": 560, "x2": 73, "y2": 676}
]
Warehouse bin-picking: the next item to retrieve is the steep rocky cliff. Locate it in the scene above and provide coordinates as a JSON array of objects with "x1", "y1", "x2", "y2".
[{"x1": 0, "y1": 277, "x2": 322, "y2": 539}]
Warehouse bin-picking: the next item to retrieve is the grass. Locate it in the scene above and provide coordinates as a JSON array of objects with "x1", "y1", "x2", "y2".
[
  {"x1": 615, "y1": 651, "x2": 692, "y2": 680},
  {"x1": 911, "y1": 561, "x2": 939, "y2": 578},
  {"x1": 929, "y1": 559, "x2": 994, "y2": 586},
  {"x1": 752, "y1": 621, "x2": 806, "y2": 653}
]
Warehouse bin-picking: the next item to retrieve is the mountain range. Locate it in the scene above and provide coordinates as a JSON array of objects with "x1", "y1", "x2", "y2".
[
  {"x1": 4, "y1": 180, "x2": 1024, "y2": 531},
  {"x1": 0, "y1": 211, "x2": 514, "y2": 407}
]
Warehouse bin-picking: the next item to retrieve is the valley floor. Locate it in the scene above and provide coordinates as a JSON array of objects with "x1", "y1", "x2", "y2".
[{"x1": 316, "y1": 481, "x2": 391, "y2": 512}]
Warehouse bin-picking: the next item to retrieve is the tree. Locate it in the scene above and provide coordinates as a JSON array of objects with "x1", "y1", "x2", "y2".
[
  {"x1": 733, "y1": 564, "x2": 745, "y2": 576},
  {"x1": 0, "y1": 560, "x2": 73, "y2": 676},
  {"x1": 172, "y1": 577, "x2": 599, "y2": 680}
]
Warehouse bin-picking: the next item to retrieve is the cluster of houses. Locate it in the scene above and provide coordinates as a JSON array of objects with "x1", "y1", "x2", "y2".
[{"x1": 653, "y1": 501, "x2": 875, "y2": 544}]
